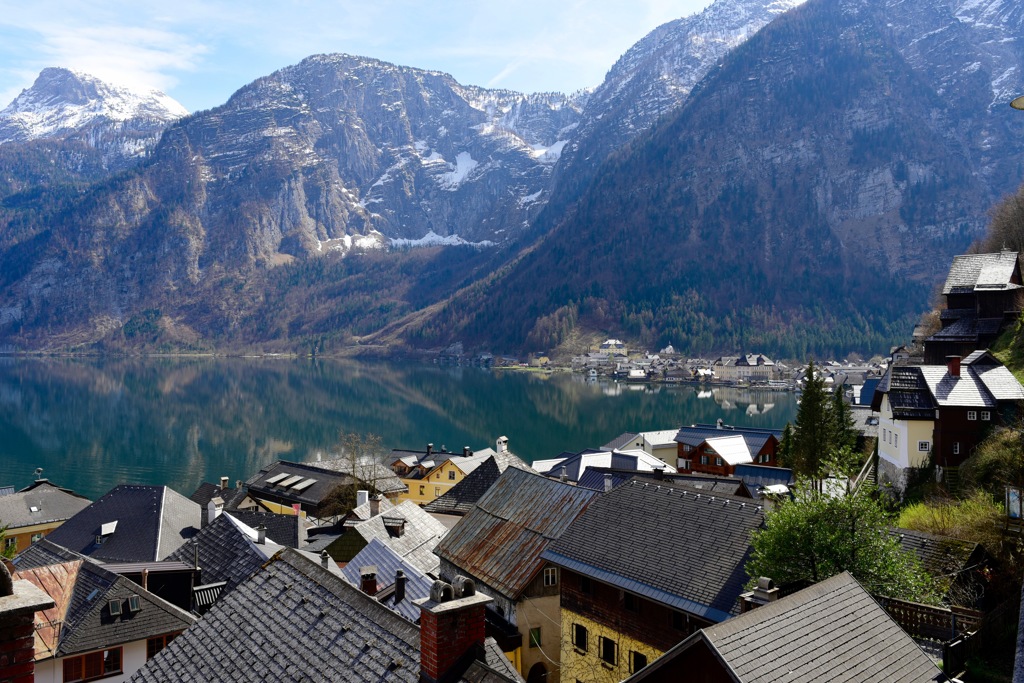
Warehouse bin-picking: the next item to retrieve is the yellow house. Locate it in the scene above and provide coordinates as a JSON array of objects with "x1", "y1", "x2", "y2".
[
  {"x1": 391, "y1": 438, "x2": 511, "y2": 506},
  {"x1": 0, "y1": 481, "x2": 91, "y2": 555}
]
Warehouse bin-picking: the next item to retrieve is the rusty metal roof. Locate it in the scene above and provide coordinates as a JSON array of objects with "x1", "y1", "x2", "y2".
[{"x1": 435, "y1": 467, "x2": 599, "y2": 600}]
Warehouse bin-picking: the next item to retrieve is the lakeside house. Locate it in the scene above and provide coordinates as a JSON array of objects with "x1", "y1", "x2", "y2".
[
  {"x1": 390, "y1": 437, "x2": 524, "y2": 506},
  {"x1": 0, "y1": 480, "x2": 91, "y2": 555},
  {"x1": 674, "y1": 423, "x2": 782, "y2": 475}
]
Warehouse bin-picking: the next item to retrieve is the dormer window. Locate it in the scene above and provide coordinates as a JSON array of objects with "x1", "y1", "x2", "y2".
[
  {"x1": 108, "y1": 599, "x2": 122, "y2": 616},
  {"x1": 128, "y1": 595, "x2": 142, "y2": 613}
]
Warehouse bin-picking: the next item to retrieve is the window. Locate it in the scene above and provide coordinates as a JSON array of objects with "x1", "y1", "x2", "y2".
[
  {"x1": 894, "y1": 434, "x2": 898, "y2": 449},
  {"x1": 543, "y1": 567, "x2": 558, "y2": 587},
  {"x1": 918, "y1": 441, "x2": 930, "y2": 452},
  {"x1": 4, "y1": 537, "x2": 16, "y2": 552},
  {"x1": 434, "y1": 487, "x2": 441, "y2": 497},
  {"x1": 682, "y1": 444, "x2": 692, "y2": 452},
  {"x1": 624, "y1": 592, "x2": 639, "y2": 613},
  {"x1": 529, "y1": 627, "x2": 541, "y2": 648},
  {"x1": 580, "y1": 576, "x2": 593, "y2": 595},
  {"x1": 599, "y1": 636, "x2": 617, "y2": 666},
  {"x1": 700, "y1": 455, "x2": 709, "y2": 465},
  {"x1": 419, "y1": 485, "x2": 424, "y2": 495},
  {"x1": 672, "y1": 611, "x2": 687, "y2": 631},
  {"x1": 714, "y1": 457, "x2": 723, "y2": 467},
  {"x1": 31, "y1": 532, "x2": 44, "y2": 543},
  {"x1": 147, "y1": 633, "x2": 180, "y2": 660},
  {"x1": 953, "y1": 442, "x2": 960, "y2": 455},
  {"x1": 62, "y1": 647, "x2": 122, "y2": 682},
  {"x1": 127, "y1": 595, "x2": 141, "y2": 613},
  {"x1": 630, "y1": 651, "x2": 648, "y2": 673},
  {"x1": 572, "y1": 623, "x2": 588, "y2": 652},
  {"x1": 107, "y1": 599, "x2": 122, "y2": 617},
  {"x1": 968, "y1": 411, "x2": 977, "y2": 421},
  {"x1": 982, "y1": 411, "x2": 991, "y2": 421},
  {"x1": 448, "y1": 470, "x2": 456, "y2": 480}
]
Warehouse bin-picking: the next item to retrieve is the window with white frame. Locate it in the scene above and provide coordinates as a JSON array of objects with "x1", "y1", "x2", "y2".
[
  {"x1": 918, "y1": 441, "x2": 930, "y2": 452},
  {"x1": 953, "y1": 442, "x2": 960, "y2": 455},
  {"x1": 982, "y1": 411, "x2": 991, "y2": 421},
  {"x1": 543, "y1": 567, "x2": 558, "y2": 586},
  {"x1": 968, "y1": 411, "x2": 977, "y2": 421}
]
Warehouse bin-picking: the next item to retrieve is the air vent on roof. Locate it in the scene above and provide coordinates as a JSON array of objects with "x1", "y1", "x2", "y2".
[
  {"x1": 108, "y1": 599, "x2": 122, "y2": 616},
  {"x1": 127, "y1": 595, "x2": 141, "y2": 613}
]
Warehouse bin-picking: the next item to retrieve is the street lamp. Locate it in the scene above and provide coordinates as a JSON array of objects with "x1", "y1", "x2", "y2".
[{"x1": 1012, "y1": 95, "x2": 1024, "y2": 110}]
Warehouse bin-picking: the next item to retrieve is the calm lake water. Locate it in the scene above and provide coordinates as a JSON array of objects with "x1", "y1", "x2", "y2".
[{"x1": 0, "y1": 357, "x2": 798, "y2": 500}]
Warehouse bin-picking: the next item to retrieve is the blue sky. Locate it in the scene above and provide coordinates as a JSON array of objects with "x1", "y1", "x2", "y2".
[{"x1": 0, "y1": 1, "x2": 715, "y2": 113}]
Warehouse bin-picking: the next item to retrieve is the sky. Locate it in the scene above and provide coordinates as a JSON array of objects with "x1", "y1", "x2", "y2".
[{"x1": 0, "y1": 1, "x2": 715, "y2": 114}]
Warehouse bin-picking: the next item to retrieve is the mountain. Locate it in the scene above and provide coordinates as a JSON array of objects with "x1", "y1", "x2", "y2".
[
  {"x1": 402, "y1": 0, "x2": 1024, "y2": 358},
  {"x1": 0, "y1": 68, "x2": 188, "y2": 198},
  {"x1": 545, "y1": 0, "x2": 806, "y2": 216}
]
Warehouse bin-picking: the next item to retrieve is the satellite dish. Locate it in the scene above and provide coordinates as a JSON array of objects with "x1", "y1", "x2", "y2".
[
  {"x1": 33, "y1": 467, "x2": 43, "y2": 480},
  {"x1": 1012, "y1": 96, "x2": 1024, "y2": 111}
]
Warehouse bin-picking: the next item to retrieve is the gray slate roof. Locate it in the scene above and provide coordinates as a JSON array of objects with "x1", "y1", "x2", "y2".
[
  {"x1": 630, "y1": 572, "x2": 947, "y2": 683},
  {"x1": 341, "y1": 537, "x2": 435, "y2": 622},
  {"x1": 245, "y1": 460, "x2": 354, "y2": 509},
  {"x1": 353, "y1": 501, "x2": 449, "y2": 576},
  {"x1": 189, "y1": 481, "x2": 248, "y2": 511},
  {"x1": 942, "y1": 250, "x2": 1020, "y2": 294},
  {"x1": 44, "y1": 485, "x2": 201, "y2": 563},
  {"x1": 542, "y1": 479, "x2": 765, "y2": 622},
  {"x1": 890, "y1": 528, "x2": 983, "y2": 579},
  {"x1": 436, "y1": 467, "x2": 599, "y2": 600},
  {"x1": 130, "y1": 548, "x2": 519, "y2": 683},
  {"x1": 875, "y1": 351, "x2": 1024, "y2": 412},
  {"x1": 674, "y1": 424, "x2": 781, "y2": 454},
  {"x1": 576, "y1": 467, "x2": 749, "y2": 498},
  {"x1": 225, "y1": 509, "x2": 303, "y2": 548},
  {"x1": 165, "y1": 513, "x2": 277, "y2": 599},
  {"x1": 14, "y1": 558, "x2": 196, "y2": 659},
  {"x1": 423, "y1": 453, "x2": 532, "y2": 516},
  {"x1": 13, "y1": 537, "x2": 94, "y2": 570},
  {"x1": 0, "y1": 481, "x2": 91, "y2": 529}
]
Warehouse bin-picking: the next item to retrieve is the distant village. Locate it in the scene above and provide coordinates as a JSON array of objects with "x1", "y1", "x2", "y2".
[{"x1": 3, "y1": 249, "x2": 1024, "y2": 682}]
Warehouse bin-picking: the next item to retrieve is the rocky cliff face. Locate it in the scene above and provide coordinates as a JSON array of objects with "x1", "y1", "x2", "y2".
[{"x1": 411, "y1": 0, "x2": 1024, "y2": 356}]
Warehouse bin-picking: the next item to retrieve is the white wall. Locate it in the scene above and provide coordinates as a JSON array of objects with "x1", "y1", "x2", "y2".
[{"x1": 34, "y1": 639, "x2": 149, "y2": 683}]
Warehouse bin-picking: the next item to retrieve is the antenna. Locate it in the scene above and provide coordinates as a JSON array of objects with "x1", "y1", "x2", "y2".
[{"x1": 33, "y1": 467, "x2": 43, "y2": 481}]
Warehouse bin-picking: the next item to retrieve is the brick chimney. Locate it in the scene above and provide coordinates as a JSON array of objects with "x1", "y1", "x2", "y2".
[
  {"x1": 946, "y1": 355, "x2": 961, "y2": 378},
  {"x1": 416, "y1": 576, "x2": 492, "y2": 683},
  {"x1": 0, "y1": 562, "x2": 56, "y2": 683},
  {"x1": 360, "y1": 566, "x2": 378, "y2": 596}
]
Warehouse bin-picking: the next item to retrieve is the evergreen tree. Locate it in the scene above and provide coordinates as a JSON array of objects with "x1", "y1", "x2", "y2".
[{"x1": 787, "y1": 360, "x2": 831, "y2": 478}]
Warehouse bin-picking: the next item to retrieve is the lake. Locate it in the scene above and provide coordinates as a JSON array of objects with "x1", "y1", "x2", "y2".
[{"x1": 0, "y1": 357, "x2": 798, "y2": 500}]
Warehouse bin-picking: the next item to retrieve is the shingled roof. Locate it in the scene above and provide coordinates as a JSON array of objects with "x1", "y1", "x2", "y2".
[
  {"x1": 43, "y1": 485, "x2": 200, "y2": 563},
  {"x1": 423, "y1": 453, "x2": 532, "y2": 516},
  {"x1": 0, "y1": 480, "x2": 91, "y2": 529},
  {"x1": 130, "y1": 549, "x2": 521, "y2": 683},
  {"x1": 627, "y1": 572, "x2": 948, "y2": 683},
  {"x1": 874, "y1": 352, "x2": 1024, "y2": 414},
  {"x1": 14, "y1": 559, "x2": 196, "y2": 661},
  {"x1": 942, "y1": 250, "x2": 1021, "y2": 295},
  {"x1": 436, "y1": 467, "x2": 599, "y2": 600},
  {"x1": 575, "y1": 467, "x2": 750, "y2": 498},
  {"x1": 675, "y1": 424, "x2": 781, "y2": 454},
  {"x1": 341, "y1": 538, "x2": 435, "y2": 623},
  {"x1": 542, "y1": 479, "x2": 765, "y2": 622},
  {"x1": 351, "y1": 501, "x2": 449, "y2": 576}
]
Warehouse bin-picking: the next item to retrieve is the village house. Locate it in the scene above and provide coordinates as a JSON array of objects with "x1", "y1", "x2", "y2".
[
  {"x1": 599, "y1": 339, "x2": 628, "y2": 356},
  {"x1": 423, "y1": 453, "x2": 534, "y2": 520},
  {"x1": 925, "y1": 250, "x2": 1024, "y2": 364},
  {"x1": 871, "y1": 350, "x2": 1024, "y2": 492},
  {"x1": 340, "y1": 537, "x2": 435, "y2": 622},
  {"x1": 541, "y1": 479, "x2": 766, "y2": 683},
  {"x1": 12, "y1": 558, "x2": 196, "y2": 683},
  {"x1": 326, "y1": 499, "x2": 448, "y2": 575},
  {"x1": 129, "y1": 548, "x2": 525, "y2": 683},
  {"x1": 622, "y1": 572, "x2": 948, "y2": 683},
  {"x1": 533, "y1": 447, "x2": 675, "y2": 485},
  {"x1": 0, "y1": 480, "x2": 91, "y2": 555},
  {"x1": 390, "y1": 438, "x2": 516, "y2": 506},
  {"x1": 674, "y1": 423, "x2": 782, "y2": 475},
  {"x1": 711, "y1": 354, "x2": 777, "y2": 383},
  {"x1": 575, "y1": 467, "x2": 752, "y2": 499},
  {"x1": 435, "y1": 467, "x2": 599, "y2": 683}
]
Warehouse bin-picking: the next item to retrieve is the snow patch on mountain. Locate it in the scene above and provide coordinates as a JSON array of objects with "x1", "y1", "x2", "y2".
[
  {"x1": 438, "y1": 152, "x2": 478, "y2": 189},
  {"x1": 390, "y1": 231, "x2": 495, "y2": 248}
]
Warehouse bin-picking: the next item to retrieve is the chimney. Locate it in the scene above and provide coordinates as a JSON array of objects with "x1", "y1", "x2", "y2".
[
  {"x1": 946, "y1": 355, "x2": 961, "y2": 378},
  {"x1": 739, "y1": 577, "x2": 780, "y2": 613},
  {"x1": 370, "y1": 494, "x2": 382, "y2": 518},
  {"x1": 206, "y1": 500, "x2": 219, "y2": 527},
  {"x1": 256, "y1": 524, "x2": 267, "y2": 545},
  {"x1": 496, "y1": 436, "x2": 508, "y2": 453},
  {"x1": 463, "y1": 446, "x2": 471, "y2": 457},
  {"x1": 416, "y1": 577, "x2": 492, "y2": 683},
  {"x1": 0, "y1": 562, "x2": 56, "y2": 683},
  {"x1": 604, "y1": 473, "x2": 614, "y2": 493},
  {"x1": 220, "y1": 476, "x2": 229, "y2": 490},
  {"x1": 559, "y1": 466, "x2": 567, "y2": 483},
  {"x1": 654, "y1": 466, "x2": 665, "y2": 480},
  {"x1": 141, "y1": 568, "x2": 149, "y2": 590},
  {"x1": 360, "y1": 566, "x2": 378, "y2": 596},
  {"x1": 427, "y1": 443, "x2": 434, "y2": 456},
  {"x1": 320, "y1": 551, "x2": 330, "y2": 569},
  {"x1": 394, "y1": 569, "x2": 407, "y2": 604},
  {"x1": 356, "y1": 490, "x2": 369, "y2": 508},
  {"x1": 716, "y1": 418, "x2": 724, "y2": 429}
]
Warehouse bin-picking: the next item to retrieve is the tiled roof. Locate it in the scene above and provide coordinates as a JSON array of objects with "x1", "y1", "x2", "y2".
[
  {"x1": 543, "y1": 479, "x2": 765, "y2": 621},
  {"x1": 436, "y1": 467, "x2": 599, "y2": 600},
  {"x1": 576, "y1": 467, "x2": 749, "y2": 497},
  {"x1": 890, "y1": 528, "x2": 983, "y2": 579},
  {"x1": 0, "y1": 481, "x2": 91, "y2": 529},
  {"x1": 225, "y1": 509, "x2": 303, "y2": 548},
  {"x1": 130, "y1": 548, "x2": 521, "y2": 683},
  {"x1": 43, "y1": 485, "x2": 200, "y2": 563},
  {"x1": 703, "y1": 572, "x2": 947, "y2": 682},
  {"x1": 189, "y1": 482, "x2": 248, "y2": 511},
  {"x1": 942, "y1": 251, "x2": 1020, "y2": 294},
  {"x1": 14, "y1": 559, "x2": 196, "y2": 660},
  {"x1": 165, "y1": 513, "x2": 278, "y2": 599},
  {"x1": 601, "y1": 432, "x2": 641, "y2": 451},
  {"x1": 13, "y1": 538, "x2": 93, "y2": 570},
  {"x1": 353, "y1": 501, "x2": 449, "y2": 576},
  {"x1": 423, "y1": 454, "x2": 532, "y2": 516},
  {"x1": 341, "y1": 538, "x2": 435, "y2": 622},
  {"x1": 629, "y1": 572, "x2": 947, "y2": 682},
  {"x1": 732, "y1": 464, "x2": 794, "y2": 492}
]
